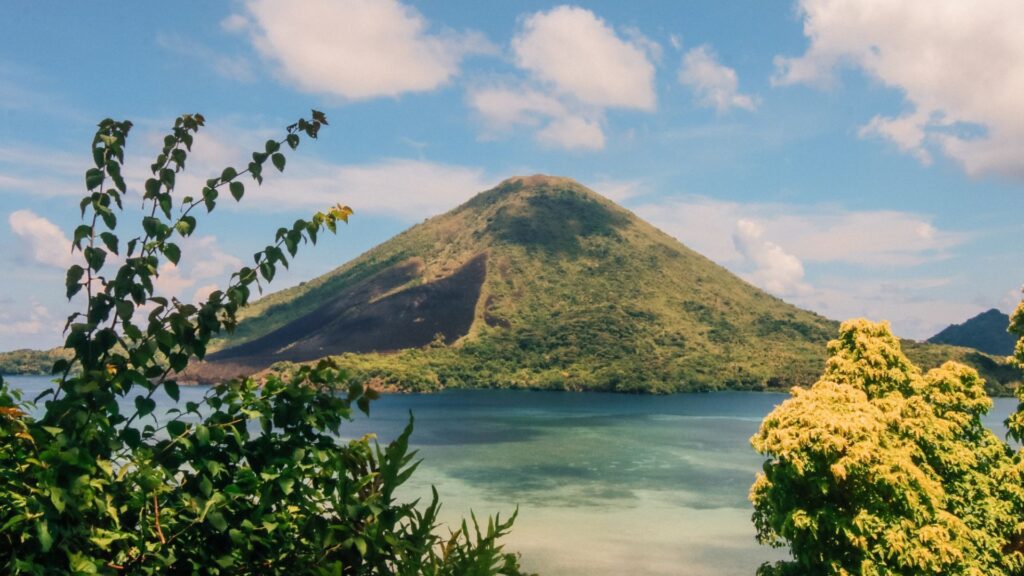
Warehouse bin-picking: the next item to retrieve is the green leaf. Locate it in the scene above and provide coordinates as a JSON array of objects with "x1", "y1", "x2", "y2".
[
  {"x1": 37, "y1": 521, "x2": 53, "y2": 552},
  {"x1": 230, "y1": 181, "x2": 244, "y2": 201},
  {"x1": 354, "y1": 537, "x2": 367, "y2": 557},
  {"x1": 199, "y1": 475, "x2": 213, "y2": 498},
  {"x1": 259, "y1": 261, "x2": 275, "y2": 282},
  {"x1": 144, "y1": 178, "x2": 161, "y2": 197},
  {"x1": 167, "y1": 420, "x2": 187, "y2": 437},
  {"x1": 160, "y1": 167, "x2": 175, "y2": 188},
  {"x1": 271, "y1": 153, "x2": 286, "y2": 172},
  {"x1": 84, "y1": 246, "x2": 106, "y2": 272},
  {"x1": 175, "y1": 215, "x2": 196, "y2": 236},
  {"x1": 207, "y1": 511, "x2": 229, "y2": 532},
  {"x1": 164, "y1": 380, "x2": 180, "y2": 402},
  {"x1": 100, "y1": 209, "x2": 117, "y2": 229},
  {"x1": 195, "y1": 424, "x2": 210, "y2": 445},
  {"x1": 221, "y1": 166, "x2": 237, "y2": 181},
  {"x1": 203, "y1": 187, "x2": 218, "y2": 212},
  {"x1": 158, "y1": 193, "x2": 172, "y2": 217},
  {"x1": 73, "y1": 224, "x2": 92, "y2": 249},
  {"x1": 286, "y1": 134, "x2": 300, "y2": 150},
  {"x1": 134, "y1": 395, "x2": 156, "y2": 417},
  {"x1": 278, "y1": 476, "x2": 295, "y2": 495},
  {"x1": 99, "y1": 232, "x2": 119, "y2": 255},
  {"x1": 85, "y1": 168, "x2": 104, "y2": 190},
  {"x1": 115, "y1": 301, "x2": 134, "y2": 323},
  {"x1": 163, "y1": 242, "x2": 181, "y2": 265},
  {"x1": 142, "y1": 216, "x2": 161, "y2": 237}
]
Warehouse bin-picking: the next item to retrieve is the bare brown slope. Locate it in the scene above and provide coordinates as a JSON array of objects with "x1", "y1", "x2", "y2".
[{"x1": 200, "y1": 254, "x2": 486, "y2": 374}]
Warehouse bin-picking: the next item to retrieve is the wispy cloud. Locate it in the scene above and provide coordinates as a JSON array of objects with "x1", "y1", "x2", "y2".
[
  {"x1": 635, "y1": 196, "x2": 966, "y2": 267},
  {"x1": 156, "y1": 33, "x2": 255, "y2": 82},
  {"x1": 678, "y1": 45, "x2": 758, "y2": 113},
  {"x1": 634, "y1": 195, "x2": 975, "y2": 338},
  {"x1": 1, "y1": 118, "x2": 496, "y2": 222}
]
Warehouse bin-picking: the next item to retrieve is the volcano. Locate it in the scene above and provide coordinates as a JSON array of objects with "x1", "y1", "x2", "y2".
[{"x1": 186, "y1": 176, "x2": 1017, "y2": 393}]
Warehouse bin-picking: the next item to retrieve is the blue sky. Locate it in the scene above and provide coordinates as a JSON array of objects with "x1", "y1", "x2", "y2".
[{"x1": 1, "y1": 0, "x2": 1022, "y2": 349}]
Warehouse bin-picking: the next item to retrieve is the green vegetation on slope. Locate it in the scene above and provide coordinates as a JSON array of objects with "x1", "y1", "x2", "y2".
[{"x1": 196, "y1": 175, "x2": 1018, "y2": 394}]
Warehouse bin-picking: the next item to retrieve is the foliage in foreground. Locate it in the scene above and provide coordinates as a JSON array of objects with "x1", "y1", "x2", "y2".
[
  {"x1": 0, "y1": 112, "x2": 527, "y2": 574},
  {"x1": 750, "y1": 318, "x2": 1024, "y2": 575}
]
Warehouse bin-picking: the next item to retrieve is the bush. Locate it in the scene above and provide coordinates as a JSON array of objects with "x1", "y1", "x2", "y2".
[{"x1": 0, "y1": 112, "x2": 527, "y2": 574}]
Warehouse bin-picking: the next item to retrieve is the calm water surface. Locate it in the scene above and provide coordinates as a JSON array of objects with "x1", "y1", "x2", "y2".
[{"x1": 7, "y1": 375, "x2": 1018, "y2": 576}]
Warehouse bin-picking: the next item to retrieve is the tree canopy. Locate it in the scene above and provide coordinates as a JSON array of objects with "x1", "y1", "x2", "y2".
[{"x1": 751, "y1": 318, "x2": 1024, "y2": 575}]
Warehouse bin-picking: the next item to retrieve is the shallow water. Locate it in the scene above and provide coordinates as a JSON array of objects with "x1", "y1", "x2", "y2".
[{"x1": 6, "y1": 375, "x2": 1019, "y2": 575}]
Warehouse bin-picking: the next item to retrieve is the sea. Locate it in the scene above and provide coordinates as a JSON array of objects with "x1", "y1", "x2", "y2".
[{"x1": 6, "y1": 375, "x2": 1018, "y2": 575}]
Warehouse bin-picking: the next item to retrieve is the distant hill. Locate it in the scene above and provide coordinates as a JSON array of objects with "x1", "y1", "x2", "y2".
[
  {"x1": 0, "y1": 347, "x2": 72, "y2": 376},
  {"x1": 184, "y1": 176, "x2": 1020, "y2": 394},
  {"x1": 928, "y1": 309, "x2": 1016, "y2": 356}
]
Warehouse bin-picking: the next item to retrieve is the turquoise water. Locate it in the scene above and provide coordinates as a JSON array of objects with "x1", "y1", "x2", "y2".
[{"x1": 6, "y1": 375, "x2": 1019, "y2": 575}]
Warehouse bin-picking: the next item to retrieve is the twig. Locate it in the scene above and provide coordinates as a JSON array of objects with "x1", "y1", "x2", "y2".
[{"x1": 154, "y1": 494, "x2": 166, "y2": 544}]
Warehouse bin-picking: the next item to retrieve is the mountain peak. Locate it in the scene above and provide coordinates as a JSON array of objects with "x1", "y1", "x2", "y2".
[
  {"x1": 497, "y1": 174, "x2": 579, "y2": 188},
  {"x1": 192, "y1": 175, "x2": 843, "y2": 390},
  {"x1": 927, "y1": 308, "x2": 1015, "y2": 356}
]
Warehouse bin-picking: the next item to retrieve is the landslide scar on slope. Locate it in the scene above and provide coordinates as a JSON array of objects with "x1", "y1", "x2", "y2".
[{"x1": 209, "y1": 254, "x2": 488, "y2": 368}]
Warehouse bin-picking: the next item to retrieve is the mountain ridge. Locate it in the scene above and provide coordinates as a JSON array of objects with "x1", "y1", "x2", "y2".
[{"x1": 185, "y1": 176, "x2": 1019, "y2": 394}]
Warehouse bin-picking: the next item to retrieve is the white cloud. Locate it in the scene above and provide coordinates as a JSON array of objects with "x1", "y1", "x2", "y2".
[
  {"x1": 8, "y1": 210, "x2": 74, "y2": 269},
  {"x1": 513, "y1": 6, "x2": 657, "y2": 110},
  {"x1": 239, "y1": 0, "x2": 492, "y2": 100},
  {"x1": 634, "y1": 196, "x2": 965, "y2": 267},
  {"x1": 678, "y1": 45, "x2": 758, "y2": 112},
  {"x1": 775, "y1": 0, "x2": 1024, "y2": 181},
  {"x1": 470, "y1": 6, "x2": 658, "y2": 151},
  {"x1": 467, "y1": 84, "x2": 606, "y2": 151},
  {"x1": 535, "y1": 115, "x2": 605, "y2": 151},
  {"x1": 732, "y1": 219, "x2": 810, "y2": 296},
  {"x1": 468, "y1": 87, "x2": 567, "y2": 131}
]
